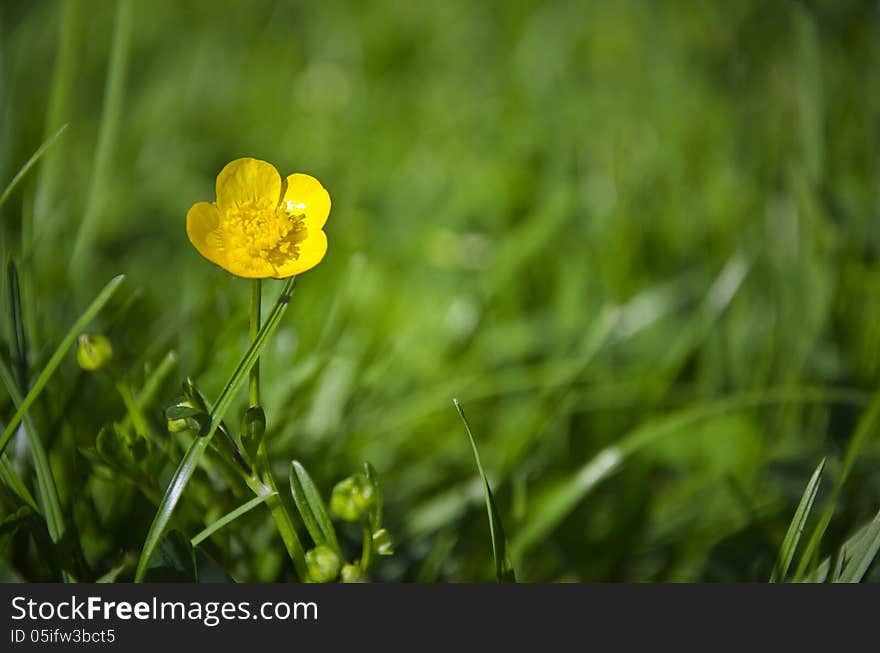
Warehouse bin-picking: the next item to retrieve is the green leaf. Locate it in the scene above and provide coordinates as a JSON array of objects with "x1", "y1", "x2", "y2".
[
  {"x1": 135, "y1": 277, "x2": 298, "y2": 582},
  {"x1": 164, "y1": 405, "x2": 204, "y2": 420},
  {"x1": 770, "y1": 457, "x2": 825, "y2": 582},
  {"x1": 0, "y1": 274, "x2": 126, "y2": 457},
  {"x1": 190, "y1": 493, "x2": 275, "y2": 548},
  {"x1": 289, "y1": 461, "x2": 341, "y2": 555},
  {"x1": 453, "y1": 398, "x2": 516, "y2": 582}
]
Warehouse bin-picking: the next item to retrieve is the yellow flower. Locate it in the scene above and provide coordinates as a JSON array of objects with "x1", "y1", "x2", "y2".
[{"x1": 186, "y1": 157, "x2": 330, "y2": 279}]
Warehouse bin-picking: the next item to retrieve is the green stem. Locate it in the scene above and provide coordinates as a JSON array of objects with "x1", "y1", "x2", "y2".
[
  {"x1": 360, "y1": 523, "x2": 373, "y2": 573},
  {"x1": 249, "y1": 279, "x2": 261, "y2": 407},
  {"x1": 247, "y1": 443, "x2": 308, "y2": 580},
  {"x1": 245, "y1": 277, "x2": 307, "y2": 579}
]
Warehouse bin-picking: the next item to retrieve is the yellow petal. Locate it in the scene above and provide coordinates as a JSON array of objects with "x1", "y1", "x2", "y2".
[
  {"x1": 271, "y1": 229, "x2": 328, "y2": 278},
  {"x1": 216, "y1": 157, "x2": 282, "y2": 211},
  {"x1": 225, "y1": 255, "x2": 276, "y2": 279},
  {"x1": 186, "y1": 201, "x2": 225, "y2": 268},
  {"x1": 281, "y1": 173, "x2": 331, "y2": 229}
]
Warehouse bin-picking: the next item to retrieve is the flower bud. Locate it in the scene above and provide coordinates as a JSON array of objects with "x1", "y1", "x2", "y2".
[
  {"x1": 372, "y1": 528, "x2": 394, "y2": 556},
  {"x1": 340, "y1": 563, "x2": 367, "y2": 583},
  {"x1": 305, "y1": 545, "x2": 341, "y2": 583},
  {"x1": 330, "y1": 474, "x2": 375, "y2": 522},
  {"x1": 76, "y1": 333, "x2": 113, "y2": 371},
  {"x1": 167, "y1": 416, "x2": 191, "y2": 433}
]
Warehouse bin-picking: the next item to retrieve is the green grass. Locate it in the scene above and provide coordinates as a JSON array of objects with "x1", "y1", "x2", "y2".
[{"x1": 1, "y1": 0, "x2": 880, "y2": 582}]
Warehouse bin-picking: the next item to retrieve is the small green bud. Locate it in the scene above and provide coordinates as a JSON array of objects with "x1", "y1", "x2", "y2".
[
  {"x1": 372, "y1": 528, "x2": 394, "y2": 556},
  {"x1": 330, "y1": 474, "x2": 375, "y2": 522},
  {"x1": 305, "y1": 545, "x2": 341, "y2": 583},
  {"x1": 76, "y1": 333, "x2": 113, "y2": 371},
  {"x1": 340, "y1": 563, "x2": 367, "y2": 583}
]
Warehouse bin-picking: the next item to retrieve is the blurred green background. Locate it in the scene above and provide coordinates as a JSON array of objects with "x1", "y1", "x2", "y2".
[{"x1": 1, "y1": 0, "x2": 879, "y2": 581}]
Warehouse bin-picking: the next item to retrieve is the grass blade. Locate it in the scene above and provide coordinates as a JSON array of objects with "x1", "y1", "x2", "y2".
[
  {"x1": 0, "y1": 455, "x2": 41, "y2": 514},
  {"x1": 190, "y1": 493, "x2": 275, "y2": 548},
  {"x1": 835, "y1": 517, "x2": 880, "y2": 583},
  {"x1": 0, "y1": 125, "x2": 69, "y2": 211},
  {"x1": 806, "y1": 511, "x2": 880, "y2": 583},
  {"x1": 289, "y1": 461, "x2": 341, "y2": 554},
  {"x1": 0, "y1": 274, "x2": 126, "y2": 457},
  {"x1": 135, "y1": 277, "x2": 296, "y2": 582},
  {"x1": 453, "y1": 398, "x2": 516, "y2": 582},
  {"x1": 793, "y1": 389, "x2": 880, "y2": 580},
  {"x1": 770, "y1": 457, "x2": 825, "y2": 582}
]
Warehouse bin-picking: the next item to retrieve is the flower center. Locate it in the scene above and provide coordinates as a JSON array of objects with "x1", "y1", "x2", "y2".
[{"x1": 222, "y1": 199, "x2": 308, "y2": 270}]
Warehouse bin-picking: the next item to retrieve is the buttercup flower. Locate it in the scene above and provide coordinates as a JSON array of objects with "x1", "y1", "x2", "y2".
[{"x1": 186, "y1": 157, "x2": 330, "y2": 278}]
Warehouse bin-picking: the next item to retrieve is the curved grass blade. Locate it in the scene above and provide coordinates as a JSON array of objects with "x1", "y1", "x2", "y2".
[
  {"x1": 0, "y1": 274, "x2": 126, "y2": 457},
  {"x1": 770, "y1": 457, "x2": 825, "y2": 582},
  {"x1": 190, "y1": 493, "x2": 275, "y2": 548},
  {"x1": 135, "y1": 277, "x2": 296, "y2": 582},
  {"x1": 0, "y1": 124, "x2": 69, "y2": 211},
  {"x1": 453, "y1": 398, "x2": 516, "y2": 582},
  {"x1": 290, "y1": 461, "x2": 341, "y2": 555}
]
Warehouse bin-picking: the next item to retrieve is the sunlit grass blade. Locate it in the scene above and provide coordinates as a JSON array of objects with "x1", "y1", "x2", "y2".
[
  {"x1": 770, "y1": 457, "x2": 825, "y2": 582},
  {"x1": 190, "y1": 493, "x2": 275, "y2": 548},
  {"x1": 0, "y1": 274, "x2": 126, "y2": 457},
  {"x1": 289, "y1": 461, "x2": 341, "y2": 555},
  {"x1": 0, "y1": 124, "x2": 69, "y2": 211},
  {"x1": 135, "y1": 277, "x2": 296, "y2": 582},
  {"x1": 453, "y1": 398, "x2": 516, "y2": 582},
  {"x1": 793, "y1": 389, "x2": 880, "y2": 580}
]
